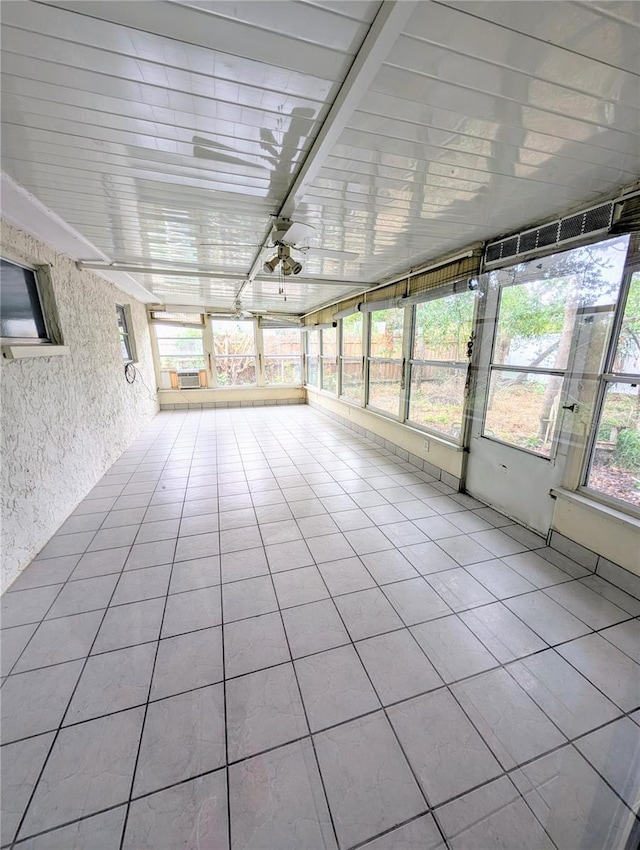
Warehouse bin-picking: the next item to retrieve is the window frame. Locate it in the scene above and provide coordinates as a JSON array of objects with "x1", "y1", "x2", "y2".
[
  {"x1": 210, "y1": 317, "x2": 258, "y2": 388},
  {"x1": 261, "y1": 326, "x2": 303, "y2": 387},
  {"x1": 152, "y1": 316, "x2": 206, "y2": 379},
  {"x1": 339, "y1": 312, "x2": 365, "y2": 406},
  {"x1": 116, "y1": 304, "x2": 136, "y2": 363},
  {"x1": 580, "y1": 256, "x2": 640, "y2": 516},
  {"x1": 406, "y1": 289, "x2": 476, "y2": 444},
  {"x1": 0, "y1": 255, "x2": 67, "y2": 359},
  {"x1": 320, "y1": 326, "x2": 338, "y2": 395},
  {"x1": 476, "y1": 236, "x2": 631, "y2": 463},
  {"x1": 304, "y1": 328, "x2": 321, "y2": 388},
  {"x1": 479, "y1": 279, "x2": 568, "y2": 461},
  {"x1": 366, "y1": 306, "x2": 406, "y2": 420},
  {"x1": 1, "y1": 256, "x2": 51, "y2": 345}
]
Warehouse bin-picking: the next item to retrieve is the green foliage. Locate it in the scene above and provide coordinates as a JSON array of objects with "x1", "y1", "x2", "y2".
[
  {"x1": 415, "y1": 292, "x2": 475, "y2": 357},
  {"x1": 597, "y1": 420, "x2": 616, "y2": 441},
  {"x1": 498, "y1": 283, "x2": 565, "y2": 340},
  {"x1": 615, "y1": 272, "x2": 640, "y2": 368},
  {"x1": 614, "y1": 428, "x2": 640, "y2": 473}
]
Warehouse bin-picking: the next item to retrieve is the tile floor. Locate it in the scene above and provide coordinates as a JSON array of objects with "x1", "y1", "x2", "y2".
[{"x1": 1, "y1": 406, "x2": 639, "y2": 850}]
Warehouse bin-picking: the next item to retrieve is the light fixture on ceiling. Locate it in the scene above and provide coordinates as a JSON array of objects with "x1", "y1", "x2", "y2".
[
  {"x1": 262, "y1": 245, "x2": 302, "y2": 276},
  {"x1": 281, "y1": 255, "x2": 303, "y2": 276},
  {"x1": 263, "y1": 255, "x2": 280, "y2": 274}
]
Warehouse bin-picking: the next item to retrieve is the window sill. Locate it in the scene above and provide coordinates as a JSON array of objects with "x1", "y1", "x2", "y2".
[
  {"x1": 2, "y1": 344, "x2": 69, "y2": 360},
  {"x1": 307, "y1": 386, "x2": 465, "y2": 452},
  {"x1": 551, "y1": 487, "x2": 640, "y2": 528}
]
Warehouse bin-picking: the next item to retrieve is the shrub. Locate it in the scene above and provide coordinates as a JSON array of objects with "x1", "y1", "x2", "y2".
[{"x1": 614, "y1": 428, "x2": 640, "y2": 473}]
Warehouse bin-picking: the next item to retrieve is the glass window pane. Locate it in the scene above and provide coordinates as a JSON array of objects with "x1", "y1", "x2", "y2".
[
  {"x1": 262, "y1": 328, "x2": 302, "y2": 356},
  {"x1": 586, "y1": 382, "x2": 640, "y2": 507},
  {"x1": 413, "y1": 292, "x2": 474, "y2": 361},
  {"x1": 322, "y1": 327, "x2": 337, "y2": 357},
  {"x1": 160, "y1": 355, "x2": 206, "y2": 370},
  {"x1": 483, "y1": 370, "x2": 564, "y2": 455},
  {"x1": 321, "y1": 358, "x2": 337, "y2": 393},
  {"x1": 155, "y1": 325, "x2": 204, "y2": 370},
  {"x1": 342, "y1": 313, "x2": 363, "y2": 357},
  {"x1": 0, "y1": 259, "x2": 48, "y2": 339},
  {"x1": 368, "y1": 361, "x2": 402, "y2": 416},
  {"x1": 212, "y1": 320, "x2": 255, "y2": 356},
  {"x1": 307, "y1": 356, "x2": 319, "y2": 386},
  {"x1": 613, "y1": 271, "x2": 640, "y2": 375},
  {"x1": 265, "y1": 357, "x2": 301, "y2": 385},
  {"x1": 341, "y1": 360, "x2": 363, "y2": 403},
  {"x1": 409, "y1": 364, "x2": 467, "y2": 441},
  {"x1": 370, "y1": 308, "x2": 404, "y2": 358},
  {"x1": 157, "y1": 338, "x2": 204, "y2": 356},
  {"x1": 216, "y1": 356, "x2": 256, "y2": 386},
  {"x1": 307, "y1": 330, "x2": 320, "y2": 356},
  {"x1": 119, "y1": 336, "x2": 131, "y2": 361},
  {"x1": 492, "y1": 235, "x2": 629, "y2": 371}
]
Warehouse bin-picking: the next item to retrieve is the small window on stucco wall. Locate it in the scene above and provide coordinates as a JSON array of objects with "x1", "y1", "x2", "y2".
[
  {"x1": 1, "y1": 257, "x2": 50, "y2": 342},
  {"x1": 116, "y1": 304, "x2": 136, "y2": 362}
]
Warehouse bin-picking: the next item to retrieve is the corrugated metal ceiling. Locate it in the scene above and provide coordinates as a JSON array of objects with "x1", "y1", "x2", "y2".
[{"x1": 1, "y1": 0, "x2": 638, "y2": 313}]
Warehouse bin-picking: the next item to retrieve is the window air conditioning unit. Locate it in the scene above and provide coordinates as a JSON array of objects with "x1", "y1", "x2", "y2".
[{"x1": 177, "y1": 370, "x2": 201, "y2": 389}]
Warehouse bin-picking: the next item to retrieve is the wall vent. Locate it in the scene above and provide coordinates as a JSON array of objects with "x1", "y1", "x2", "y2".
[{"x1": 484, "y1": 201, "x2": 615, "y2": 267}]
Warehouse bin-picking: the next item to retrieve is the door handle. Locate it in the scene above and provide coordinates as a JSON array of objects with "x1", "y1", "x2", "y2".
[{"x1": 562, "y1": 403, "x2": 577, "y2": 412}]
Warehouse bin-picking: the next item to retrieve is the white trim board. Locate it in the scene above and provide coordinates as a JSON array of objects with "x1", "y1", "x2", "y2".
[{"x1": 1, "y1": 172, "x2": 158, "y2": 305}]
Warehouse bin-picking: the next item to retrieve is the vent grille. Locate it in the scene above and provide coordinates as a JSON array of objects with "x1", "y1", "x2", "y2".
[
  {"x1": 484, "y1": 201, "x2": 614, "y2": 267},
  {"x1": 537, "y1": 223, "x2": 559, "y2": 248},
  {"x1": 610, "y1": 195, "x2": 640, "y2": 234},
  {"x1": 485, "y1": 243, "x2": 501, "y2": 263}
]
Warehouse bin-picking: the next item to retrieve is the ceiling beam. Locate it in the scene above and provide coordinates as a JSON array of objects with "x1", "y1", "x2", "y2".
[
  {"x1": 238, "y1": 0, "x2": 417, "y2": 297},
  {"x1": 279, "y1": 1, "x2": 417, "y2": 219},
  {"x1": 76, "y1": 262, "x2": 364, "y2": 287}
]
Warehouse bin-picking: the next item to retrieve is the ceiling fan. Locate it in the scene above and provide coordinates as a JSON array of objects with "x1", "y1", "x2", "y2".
[
  {"x1": 200, "y1": 218, "x2": 359, "y2": 276},
  {"x1": 208, "y1": 299, "x2": 258, "y2": 321}
]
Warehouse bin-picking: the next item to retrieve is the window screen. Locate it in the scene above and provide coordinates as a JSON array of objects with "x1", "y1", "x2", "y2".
[{"x1": 0, "y1": 259, "x2": 48, "y2": 340}]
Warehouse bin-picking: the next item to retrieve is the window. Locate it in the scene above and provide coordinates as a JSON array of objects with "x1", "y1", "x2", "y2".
[
  {"x1": 262, "y1": 327, "x2": 302, "y2": 385},
  {"x1": 212, "y1": 320, "x2": 256, "y2": 386},
  {"x1": 116, "y1": 305, "x2": 135, "y2": 362},
  {"x1": 482, "y1": 235, "x2": 629, "y2": 456},
  {"x1": 584, "y1": 263, "x2": 640, "y2": 509},
  {"x1": 367, "y1": 307, "x2": 404, "y2": 417},
  {"x1": 408, "y1": 291, "x2": 475, "y2": 441},
  {"x1": 320, "y1": 327, "x2": 337, "y2": 393},
  {"x1": 154, "y1": 323, "x2": 205, "y2": 372},
  {"x1": 1, "y1": 258, "x2": 49, "y2": 342},
  {"x1": 340, "y1": 312, "x2": 364, "y2": 403},
  {"x1": 306, "y1": 329, "x2": 320, "y2": 387}
]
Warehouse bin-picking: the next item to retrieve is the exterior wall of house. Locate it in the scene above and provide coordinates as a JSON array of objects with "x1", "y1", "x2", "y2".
[{"x1": 1, "y1": 219, "x2": 158, "y2": 589}]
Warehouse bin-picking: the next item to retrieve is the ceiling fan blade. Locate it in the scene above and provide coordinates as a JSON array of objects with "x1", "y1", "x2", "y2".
[
  {"x1": 298, "y1": 247, "x2": 360, "y2": 261},
  {"x1": 198, "y1": 242, "x2": 262, "y2": 247},
  {"x1": 279, "y1": 220, "x2": 315, "y2": 245}
]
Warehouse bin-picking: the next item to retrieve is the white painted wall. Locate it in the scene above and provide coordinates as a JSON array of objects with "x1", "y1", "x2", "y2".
[
  {"x1": 551, "y1": 495, "x2": 640, "y2": 578},
  {"x1": 1, "y1": 219, "x2": 158, "y2": 589}
]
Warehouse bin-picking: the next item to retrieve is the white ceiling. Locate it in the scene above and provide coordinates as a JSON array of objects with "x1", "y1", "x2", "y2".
[{"x1": 1, "y1": 0, "x2": 638, "y2": 314}]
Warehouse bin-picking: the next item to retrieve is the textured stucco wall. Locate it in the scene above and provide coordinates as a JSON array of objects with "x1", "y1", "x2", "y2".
[{"x1": 1, "y1": 219, "x2": 158, "y2": 589}]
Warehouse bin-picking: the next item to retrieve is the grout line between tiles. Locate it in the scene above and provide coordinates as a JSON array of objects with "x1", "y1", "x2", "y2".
[{"x1": 4, "y1": 407, "x2": 639, "y2": 850}]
